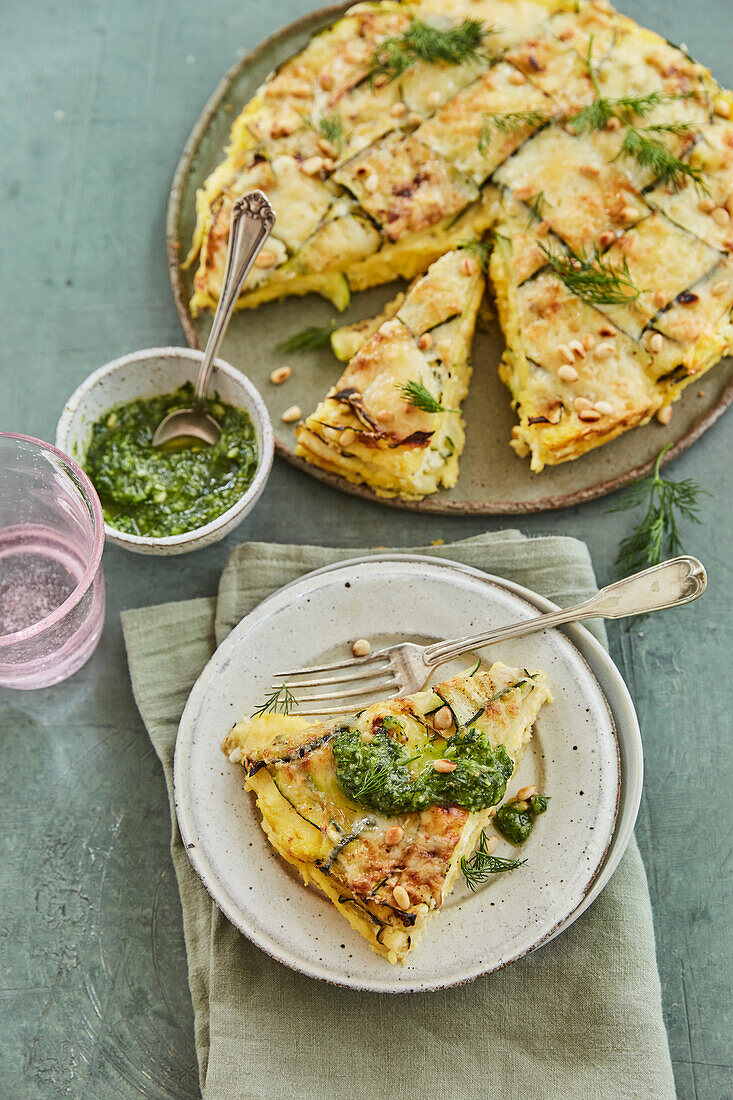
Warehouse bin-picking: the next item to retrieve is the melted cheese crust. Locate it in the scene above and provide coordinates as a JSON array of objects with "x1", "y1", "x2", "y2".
[{"x1": 223, "y1": 662, "x2": 551, "y2": 963}]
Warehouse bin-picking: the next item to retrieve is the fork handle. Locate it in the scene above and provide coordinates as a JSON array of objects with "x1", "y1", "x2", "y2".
[{"x1": 423, "y1": 556, "x2": 706, "y2": 667}]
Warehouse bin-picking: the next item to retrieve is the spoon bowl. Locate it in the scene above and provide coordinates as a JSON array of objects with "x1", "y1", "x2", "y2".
[{"x1": 152, "y1": 407, "x2": 222, "y2": 450}]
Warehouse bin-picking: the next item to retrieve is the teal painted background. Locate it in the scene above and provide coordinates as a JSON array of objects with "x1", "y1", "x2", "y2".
[{"x1": 1, "y1": 2, "x2": 731, "y2": 1097}]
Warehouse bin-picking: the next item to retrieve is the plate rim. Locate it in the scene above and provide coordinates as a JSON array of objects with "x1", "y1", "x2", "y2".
[
  {"x1": 165, "y1": 3, "x2": 733, "y2": 517},
  {"x1": 173, "y1": 553, "x2": 642, "y2": 993}
]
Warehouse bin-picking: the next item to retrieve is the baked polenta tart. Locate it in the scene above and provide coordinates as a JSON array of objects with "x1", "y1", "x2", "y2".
[
  {"x1": 223, "y1": 661, "x2": 551, "y2": 964},
  {"x1": 295, "y1": 248, "x2": 485, "y2": 498},
  {"x1": 186, "y1": 0, "x2": 733, "y2": 476}
]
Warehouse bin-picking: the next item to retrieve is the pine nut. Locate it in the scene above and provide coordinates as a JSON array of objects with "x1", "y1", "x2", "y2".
[
  {"x1": 513, "y1": 800, "x2": 529, "y2": 812},
  {"x1": 606, "y1": 116, "x2": 621, "y2": 130},
  {"x1": 361, "y1": 731, "x2": 375, "y2": 743},
  {"x1": 364, "y1": 172, "x2": 379, "y2": 193},
  {"x1": 392, "y1": 884, "x2": 411, "y2": 910},
  {"x1": 712, "y1": 279, "x2": 729, "y2": 296},
  {"x1": 317, "y1": 137, "x2": 337, "y2": 156},
  {"x1": 578, "y1": 408, "x2": 602, "y2": 421},
  {"x1": 698, "y1": 197, "x2": 715, "y2": 213},
  {"x1": 714, "y1": 96, "x2": 731, "y2": 118},
  {"x1": 579, "y1": 163, "x2": 601, "y2": 178},
  {"x1": 270, "y1": 366, "x2": 291, "y2": 384},
  {"x1": 649, "y1": 333, "x2": 664, "y2": 353},
  {"x1": 433, "y1": 758, "x2": 457, "y2": 773},
  {"x1": 426, "y1": 90, "x2": 441, "y2": 109},
  {"x1": 385, "y1": 826, "x2": 404, "y2": 846},
  {"x1": 482, "y1": 835, "x2": 499, "y2": 855},
  {"x1": 598, "y1": 230, "x2": 615, "y2": 247},
  {"x1": 536, "y1": 220, "x2": 550, "y2": 236},
  {"x1": 323, "y1": 158, "x2": 335, "y2": 172},
  {"x1": 557, "y1": 342, "x2": 574, "y2": 362},
  {"x1": 595, "y1": 342, "x2": 615, "y2": 359},
  {"x1": 653, "y1": 289, "x2": 666, "y2": 308},
  {"x1": 228, "y1": 747, "x2": 243, "y2": 764},
  {"x1": 340, "y1": 428, "x2": 356, "y2": 446},
  {"x1": 254, "y1": 250, "x2": 279, "y2": 268},
  {"x1": 712, "y1": 207, "x2": 730, "y2": 226},
  {"x1": 352, "y1": 638, "x2": 371, "y2": 657},
  {"x1": 418, "y1": 332, "x2": 433, "y2": 350},
  {"x1": 595, "y1": 400, "x2": 614, "y2": 415},
  {"x1": 657, "y1": 405, "x2": 673, "y2": 425},
  {"x1": 302, "y1": 155, "x2": 324, "y2": 175},
  {"x1": 583, "y1": 333, "x2": 595, "y2": 350},
  {"x1": 319, "y1": 73, "x2": 334, "y2": 90},
  {"x1": 574, "y1": 396, "x2": 593, "y2": 410},
  {"x1": 558, "y1": 364, "x2": 579, "y2": 382},
  {"x1": 281, "y1": 405, "x2": 301, "y2": 423},
  {"x1": 390, "y1": 102, "x2": 407, "y2": 117},
  {"x1": 374, "y1": 73, "x2": 388, "y2": 88},
  {"x1": 621, "y1": 205, "x2": 638, "y2": 221},
  {"x1": 516, "y1": 784, "x2": 537, "y2": 801},
  {"x1": 598, "y1": 324, "x2": 615, "y2": 337},
  {"x1": 507, "y1": 69, "x2": 526, "y2": 85},
  {"x1": 433, "y1": 706, "x2": 453, "y2": 730},
  {"x1": 569, "y1": 338, "x2": 586, "y2": 358},
  {"x1": 406, "y1": 111, "x2": 423, "y2": 127}
]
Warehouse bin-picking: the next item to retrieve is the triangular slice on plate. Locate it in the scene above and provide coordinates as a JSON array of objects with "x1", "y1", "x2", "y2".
[
  {"x1": 295, "y1": 248, "x2": 485, "y2": 499},
  {"x1": 223, "y1": 661, "x2": 551, "y2": 964}
]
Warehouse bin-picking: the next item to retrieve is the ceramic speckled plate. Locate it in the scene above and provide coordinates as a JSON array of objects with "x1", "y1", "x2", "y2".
[
  {"x1": 167, "y1": 3, "x2": 732, "y2": 516},
  {"x1": 173, "y1": 556, "x2": 639, "y2": 992}
]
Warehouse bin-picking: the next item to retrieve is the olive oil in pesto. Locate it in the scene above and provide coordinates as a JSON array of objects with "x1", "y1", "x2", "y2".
[{"x1": 84, "y1": 383, "x2": 258, "y2": 537}]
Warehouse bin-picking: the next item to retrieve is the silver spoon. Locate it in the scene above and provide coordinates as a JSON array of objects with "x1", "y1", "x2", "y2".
[{"x1": 153, "y1": 190, "x2": 276, "y2": 450}]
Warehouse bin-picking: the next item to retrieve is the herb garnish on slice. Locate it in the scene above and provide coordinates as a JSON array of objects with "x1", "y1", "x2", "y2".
[
  {"x1": 460, "y1": 830, "x2": 526, "y2": 890},
  {"x1": 478, "y1": 108, "x2": 547, "y2": 152},
  {"x1": 316, "y1": 113, "x2": 345, "y2": 152},
  {"x1": 275, "y1": 321, "x2": 336, "y2": 354},
  {"x1": 368, "y1": 17, "x2": 489, "y2": 84},
  {"x1": 398, "y1": 380, "x2": 457, "y2": 414},
  {"x1": 458, "y1": 238, "x2": 492, "y2": 270},
  {"x1": 539, "y1": 243, "x2": 640, "y2": 306},
  {"x1": 610, "y1": 444, "x2": 709, "y2": 574}
]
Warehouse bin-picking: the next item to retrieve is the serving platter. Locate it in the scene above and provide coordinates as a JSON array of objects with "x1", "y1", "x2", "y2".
[
  {"x1": 173, "y1": 555, "x2": 640, "y2": 993},
  {"x1": 167, "y1": 2, "x2": 733, "y2": 516}
]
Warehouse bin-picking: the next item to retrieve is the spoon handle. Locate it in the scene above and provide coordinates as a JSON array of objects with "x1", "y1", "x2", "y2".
[{"x1": 194, "y1": 190, "x2": 276, "y2": 406}]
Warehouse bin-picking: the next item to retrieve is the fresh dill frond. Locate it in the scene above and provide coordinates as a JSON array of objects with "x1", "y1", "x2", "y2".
[
  {"x1": 317, "y1": 113, "x2": 345, "y2": 152},
  {"x1": 526, "y1": 190, "x2": 547, "y2": 225},
  {"x1": 250, "y1": 684, "x2": 298, "y2": 720},
  {"x1": 610, "y1": 444, "x2": 709, "y2": 574},
  {"x1": 540, "y1": 244, "x2": 641, "y2": 306},
  {"x1": 398, "y1": 380, "x2": 455, "y2": 414},
  {"x1": 461, "y1": 830, "x2": 526, "y2": 891},
  {"x1": 478, "y1": 108, "x2": 546, "y2": 152},
  {"x1": 275, "y1": 321, "x2": 336, "y2": 353},
  {"x1": 569, "y1": 90, "x2": 684, "y2": 134},
  {"x1": 616, "y1": 126, "x2": 709, "y2": 193},
  {"x1": 368, "y1": 17, "x2": 489, "y2": 83},
  {"x1": 458, "y1": 237, "x2": 492, "y2": 270},
  {"x1": 353, "y1": 757, "x2": 389, "y2": 802}
]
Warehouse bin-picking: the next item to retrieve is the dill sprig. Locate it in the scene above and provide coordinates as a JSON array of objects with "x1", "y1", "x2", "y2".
[
  {"x1": 478, "y1": 108, "x2": 547, "y2": 152},
  {"x1": 250, "y1": 685, "x2": 298, "y2": 720},
  {"x1": 398, "y1": 380, "x2": 456, "y2": 414},
  {"x1": 275, "y1": 321, "x2": 336, "y2": 354},
  {"x1": 461, "y1": 830, "x2": 526, "y2": 891},
  {"x1": 458, "y1": 238, "x2": 492, "y2": 270},
  {"x1": 368, "y1": 17, "x2": 489, "y2": 83},
  {"x1": 526, "y1": 190, "x2": 547, "y2": 225},
  {"x1": 615, "y1": 125, "x2": 708, "y2": 193},
  {"x1": 610, "y1": 444, "x2": 709, "y2": 574},
  {"x1": 316, "y1": 113, "x2": 344, "y2": 152},
  {"x1": 540, "y1": 243, "x2": 640, "y2": 306},
  {"x1": 569, "y1": 89, "x2": 684, "y2": 134}
]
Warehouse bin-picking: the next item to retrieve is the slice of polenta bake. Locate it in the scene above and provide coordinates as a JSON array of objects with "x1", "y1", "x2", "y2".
[
  {"x1": 222, "y1": 661, "x2": 550, "y2": 964},
  {"x1": 294, "y1": 248, "x2": 485, "y2": 499}
]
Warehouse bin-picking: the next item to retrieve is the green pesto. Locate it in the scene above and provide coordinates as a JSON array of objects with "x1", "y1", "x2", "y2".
[
  {"x1": 332, "y1": 719, "x2": 514, "y2": 815},
  {"x1": 84, "y1": 383, "x2": 258, "y2": 537},
  {"x1": 495, "y1": 793, "x2": 549, "y2": 844}
]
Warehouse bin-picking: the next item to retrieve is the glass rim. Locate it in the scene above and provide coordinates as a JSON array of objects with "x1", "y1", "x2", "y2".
[{"x1": 0, "y1": 433, "x2": 105, "y2": 646}]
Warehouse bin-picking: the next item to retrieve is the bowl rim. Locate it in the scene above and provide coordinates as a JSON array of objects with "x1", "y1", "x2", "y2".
[
  {"x1": 0, "y1": 432, "x2": 105, "y2": 645},
  {"x1": 55, "y1": 346, "x2": 275, "y2": 548}
]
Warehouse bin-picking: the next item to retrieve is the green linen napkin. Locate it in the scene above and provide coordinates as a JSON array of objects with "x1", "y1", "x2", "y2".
[{"x1": 122, "y1": 531, "x2": 675, "y2": 1100}]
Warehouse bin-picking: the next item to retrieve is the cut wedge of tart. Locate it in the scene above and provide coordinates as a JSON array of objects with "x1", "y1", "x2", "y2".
[
  {"x1": 222, "y1": 661, "x2": 551, "y2": 964},
  {"x1": 294, "y1": 248, "x2": 485, "y2": 499}
]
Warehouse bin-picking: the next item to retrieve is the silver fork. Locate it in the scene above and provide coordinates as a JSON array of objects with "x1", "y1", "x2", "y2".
[{"x1": 272, "y1": 556, "x2": 706, "y2": 715}]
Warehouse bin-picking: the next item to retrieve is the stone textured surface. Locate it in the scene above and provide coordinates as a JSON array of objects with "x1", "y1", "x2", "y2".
[{"x1": 0, "y1": 1, "x2": 730, "y2": 1097}]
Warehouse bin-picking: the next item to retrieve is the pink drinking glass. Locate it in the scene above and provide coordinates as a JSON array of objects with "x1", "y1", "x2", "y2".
[{"x1": 0, "y1": 434, "x2": 105, "y2": 689}]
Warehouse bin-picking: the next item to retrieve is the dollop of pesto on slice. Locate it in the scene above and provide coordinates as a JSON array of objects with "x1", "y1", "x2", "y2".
[
  {"x1": 332, "y1": 720, "x2": 514, "y2": 815},
  {"x1": 495, "y1": 793, "x2": 549, "y2": 844},
  {"x1": 84, "y1": 383, "x2": 258, "y2": 537}
]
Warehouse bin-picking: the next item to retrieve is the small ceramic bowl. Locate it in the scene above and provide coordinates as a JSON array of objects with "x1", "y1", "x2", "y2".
[{"x1": 56, "y1": 347, "x2": 274, "y2": 555}]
